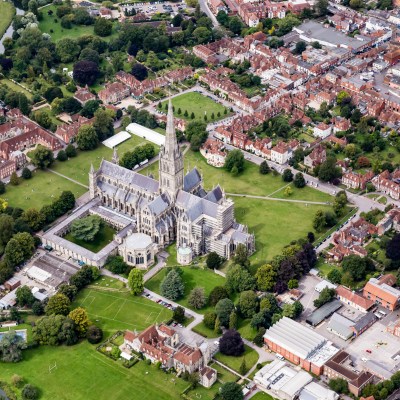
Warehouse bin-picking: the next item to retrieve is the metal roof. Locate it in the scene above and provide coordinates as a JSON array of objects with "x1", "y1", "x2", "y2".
[{"x1": 306, "y1": 300, "x2": 342, "y2": 327}]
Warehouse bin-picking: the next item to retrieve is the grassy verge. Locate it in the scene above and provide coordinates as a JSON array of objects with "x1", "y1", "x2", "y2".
[{"x1": 214, "y1": 345, "x2": 258, "y2": 374}]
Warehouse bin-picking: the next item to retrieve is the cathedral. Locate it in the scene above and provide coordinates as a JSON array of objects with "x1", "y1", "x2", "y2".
[{"x1": 88, "y1": 100, "x2": 255, "y2": 261}]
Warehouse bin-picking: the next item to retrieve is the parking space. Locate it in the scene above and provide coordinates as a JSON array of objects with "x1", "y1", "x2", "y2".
[
  {"x1": 298, "y1": 274, "x2": 321, "y2": 319},
  {"x1": 121, "y1": 1, "x2": 187, "y2": 17}
]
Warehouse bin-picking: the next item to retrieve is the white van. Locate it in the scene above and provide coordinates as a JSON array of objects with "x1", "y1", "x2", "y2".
[
  {"x1": 378, "y1": 310, "x2": 387, "y2": 317},
  {"x1": 276, "y1": 354, "x2": 285, "y2": 361}
]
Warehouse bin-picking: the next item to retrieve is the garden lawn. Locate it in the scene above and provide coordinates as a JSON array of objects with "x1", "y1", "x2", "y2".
[
  {"x1": 214, "y1": 345, "x2": 258, "y2": 374},
  {"x1": 92, "y1": 276, "x2": 126, "y2": 290},
  {"x1": 270, "y1": 183, "x2": 332, "y2": 202},
  {"x1": 51, "y1": 135, "x2": 155, "y2": 186},
  {"x1": 233, "y1": 197, "x2": 333, "y2": 268},
  {"x1": 315, "y1": 257, "x2": 338, "y2": 278},
  {"x1": 3, "y1": 169, "x2": 86, "y2": 210},
  {"x1": 192, "y1": 321, "x2": 219, "y2": 339},
  {"x1": 0, "y1": 78, "x2": 33, "y2": 100},
  {"x1": 145, "y1": 266, "x2": 226, "y2": 314},
  {"x1": 250, "y1": 392, "x2": 275, "y2": 400},
  {"x1": 237, "y1": 318, "x2": 256, "y2": 342},
  {"x1": 161, "y1": 92, "x2": 229, "y2": 122},
  {"x1": 0, "y1": 2, "x2": 14, "y2": 37},
  {"x1": 210, "y1": 362, "x2": 239, "y2": 383},
  {"x1": 39, "y1": 6, "x2": 117, "y2": 42},
  {"x1": 72, "y1": 287, "x2": 172, "y2": 337},
  {"x1": 1, "y1": 342, "x2": 187, "y2": 400},
  {"x1": 63, "y1": 224, "x2": 116, "y2": 253}
]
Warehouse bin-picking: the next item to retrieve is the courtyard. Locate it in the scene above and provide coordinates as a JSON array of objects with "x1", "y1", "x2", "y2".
[
  {"x1": 63, "y1": 224, "x2": 116, "y2": 253},
  {"x1": 161, "y1": 92, "x2": 230, "y2": 122}
]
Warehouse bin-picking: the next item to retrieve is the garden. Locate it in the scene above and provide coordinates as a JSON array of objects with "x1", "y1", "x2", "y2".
[{"x1": 160, "y1": 92, "x2": 230, "y2": 122}]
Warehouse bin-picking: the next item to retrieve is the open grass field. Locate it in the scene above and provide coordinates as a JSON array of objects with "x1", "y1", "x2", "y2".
[
  {"x1": 0, "y1": 78, "x2": 33, "y2": 99},
  {"x1": 72, "y1": 286, "x2": 172, "y2": 337},
  {"x1": 214, "y1": 345, "x2": 258, "y2": 374},
  {"x1": 161, "y1": 92, "x2": 229, "y2": 122},
  {"x1": 63, "y1": 224, "x2": 116, "y2": 253},
  {"x1": 0, "y1": 2, "x2": 15, "y2": 38},
  {"x1": 39, "y1": 5, "x2": 117, "y2": 42},
  {"x1": 145, "y1": 266, "x2": 226, "y2": 314},
  {"x1": 233, "y1": 197, "x2": 332, "y2": 266},
  {"x1": 3, "y1": 169, "x2": 86, "y2": 210},
  {"x1": 271, "y1": 183, "x2": 332, "y2": 202},
  {"x1": 0, "y1": 342, "x2": 188, "y2": 400},
  {"x1": 210, "y1": 362, "x2": 239, "y2": 383},
  {"x1": 51, "y1": 135, "x2": 154, "y2": 186}
]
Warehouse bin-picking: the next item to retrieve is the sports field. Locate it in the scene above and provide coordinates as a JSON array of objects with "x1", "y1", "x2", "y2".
[
  {"x1": 161, "y1": 92, "x2": 229, "y2": 122},
  {"x1": 145, "y1": 266, "x2": 226, "y2": 314},
  {"x1": 3, "y1": 169, "x2": 86, "y2": 210},
  {"x1": 72, "y1": 286, "x2": 172, "y2": 337},
  {"x1": 0, "y1": 342, "x2": 187, "y2": 400}
]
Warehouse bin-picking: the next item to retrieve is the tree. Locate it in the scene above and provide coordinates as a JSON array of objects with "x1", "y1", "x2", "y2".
[
  {"x1": 68, "y1": 307, "x2": 90, "y2": 336},
  {"x1": 21, "y1": 167, "x2": 32, "y2": 180},
  {"x1": 214, "y1": 316, "x2": 221, "y2": 334},
  {"x1": 315, "y1": 0, "x2": 328, "y2": 15},
  {"x1": 293, "y1": 40, "x2": 306, "y2": 54},
  {"x1": 206, "y1": 252, "x2": 222, "y2": 269},
  {"x1": 57, "y1": 150, "x2": 68, "y2": 162},
  {"x1": 229, "y1": 17, "x2": 242, "y2": 34},
  {"x1": 193, "y1": 27, "x2": 212, "y2": 44},
  {"x1": 219, "y1": 330, "x2": 245, "y2": 356},
  {"x1": 282, "y1": 168, "x2": 293, "y2": 182},
  {"x1": 33, "y1": 314, "x2": 77, "y2": 346},
  {"x1": 313, "y1": 209, "x2": 326, "y2": 233},
  {"x1": 93, "y1": 108, "x2": 114, "y2": 140},
  {"x1": 314, "y1": 287, "x2": 336, "y2": 308},
  {"x1": 106, "y1": 255, "x2": 128, "y2": 275},
  {"x1": 131, "y1": 63, "x2": 148, "y2": 81},
  {"x1": 57, "y1": 284, "x2": 78, "y2": 301},
  {"x1": 160, "y1": 269, "x2": 185, "y2": 300},
  {"x1": 215, "y1": 298, "x2": 234, "y2": 327},
  {"x1": 327, "y1": 269, "x2": 342, "y2": 284},
  {"x1": 386, "y1": 234, "x2": 400, "y2": 262},
  {"x1": 45, "y1": 293, "x2": 71, "y2": 316},
  {"x1": 73, "y1": 60, "x2": 99, "y2": 86},
  {"x1": 56, "y1": 38, "x2": 80, "y2": 63},
  {"x1": 282, "y1": 301, "x2": 303, "y2": 319},
  {"x1": 288, "y1": 279, "x2": 298, "y2": 289},
  {"x1": 259, "y1": 160, "x2": 270, "y2": 174},
  {"x1": 9, "y1": 172, "x2": 19, "y2": 186},
  {"x1": 220, "y1": 382, "x2": 243, "y2": 400},
  {"x1": 229, "y1": 310, "x2": 238, "y2": 329},
  {"x1": 128, "y1": 268, "x2": 144, "y2": 295},
  {"x1": 0, "y1": 181, "x2": 5, "y2": 194},
  {"x1": 87, "y1": 325, "x2": 103, "y2": 344},
  {"x1": 65, "y1": 144, "x2": 77, "y2": 157},
  {"x1": 16, "y1": 285, "x2": 35, "y2": 307},
  {"x1": 21, "y1": 384, "x2": 38, "y2": 400},
  {"x1": 342, "y1": 255, "x2": 371, "y2": 281},
  {"x1": 94, "y1": 18, "x2": 112, "y2": 36},
  {"x1": 71, "y1": 214, "x2": 102, "y2": 241},
  {"x1": 255, "y1": 264, "x2": 277, "y2": 292},
  {"x1": 21, "y1": 208, "x2": 45, "y2": 231},
  {"x1": 239, "y1": 358, "x2": 247, "y2": 375},
  {"x1": 188, "y1": 287, "x2": 206, "y2": 309},
  {"x1": 233, "y1": 244, "x2": 250, "y2": 268},
  {"x1": 44, "y1": 86, "x2": 63, "y2": 103},
  {"x1": 333, "y1": 191, "x2": 347, "y2": 217},
  {"x1": 238, "y1": 290, "x2": 258, "y2": 318},
  {"x1": 209, "y1": 286, "x2": 229, "y2": 306},
  {"x1": 0, "y1": 331, "x2": 26, "y2": 362},
  {"x1": 173, "y1": 306, "x2": 185, "y2": 323},
  {"x1": 0, "y1": 214, "x2": 14, "y2": 246},
  {"x1": 293, "y1": 172, "x2": 305, "y2": 188},
  {"x1": 4, "y1": 232, "x2": 35, "y2": 268},
  {"x1": 328, "y1": 378, "x2": 349, "y2": 394},
  {"x1": 204, "y1": 312, "x2": 217, "y2": 329},
  {"x1": 226, "y1": 264, "x2": 256, "y2": 293},
  {"x1": 225, "y1": 150, "x2": 245, "y2": 173},
  {"x1": 76, "y1": 124, "x2": 98, "y2": 150},
  {"x1": 318, "y1": 157, "x2": 341, "y2": 182},
  {"x1": 29, "y1": 145, "x2": 54, "y2": 169}
]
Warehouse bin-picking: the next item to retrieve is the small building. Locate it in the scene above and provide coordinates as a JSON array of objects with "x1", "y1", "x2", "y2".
[
  {"x1": 199, "y1": 366, "x2": 217, "y2": 388},
  {"x1": 177, "y1": 245, "x2": 193, "y2": 265},
  {"x1": 4, "y1": 277, "x2": 21, "y2": 291},
  {"x1": 327, "y1": 312, "x2": 354, "y2": 340},
  {"x1": 351, "y1": 312, "x2": 377, "y2": 336},
  {"x1": 386, "y1": 319, "x2": 400, "y2": 337},
  {"x1": 313, "y1": 123, "x2": 331, "y2": 139},
  {"x1": 0, "y1": 289, "x2": 17, "y2": 309},
  {"x1": 315, "y1": 280, "x2": 337, "y2": 293},
  {"x1": 306, "y1": 299, "x2": 342, "y2": 327},
  {"x1": 119, "y1": 233, "x2": 156, "y2": 270}
]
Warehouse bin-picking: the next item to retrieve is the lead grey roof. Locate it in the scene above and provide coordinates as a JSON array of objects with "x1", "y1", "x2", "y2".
[
  {"x1": 353, "y1": 312, "x2": 377, "y2": 332},
  {"x1": 147, "y1": 193, "x2": 170, "y2": 216},
  {"x1": 306, "y1": 300, "x2": 342, "y2": 326},
  {"x1": 183, "y1": 168, "x2": 201, "y2": 192},
  {"x1": 327, "y1": 313, "x2": 354, "y2": 340},
  {"x1": 176, "y1": 190, "x2": 219, "y2": 221},
  {"x1": 99, "y1": 160, "x2": 159, "y2": 193},
  {"x1": 204, "y1": 185, "x2": 223, "y2": 204}
]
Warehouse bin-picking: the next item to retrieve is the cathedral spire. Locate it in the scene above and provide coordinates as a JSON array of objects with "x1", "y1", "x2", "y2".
[{"x1": 165, "y1": 98, "x2": 180, "y2": 157}]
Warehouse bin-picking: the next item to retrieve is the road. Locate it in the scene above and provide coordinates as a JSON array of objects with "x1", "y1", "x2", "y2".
[{"x1": 197, "y1": 0, "x2": 219, "y2": 27}]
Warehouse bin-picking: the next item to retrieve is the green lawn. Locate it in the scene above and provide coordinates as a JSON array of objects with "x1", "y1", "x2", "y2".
[
  {"x1": 214, "y1": 345, "x2": 258, "y2": 374},
  {"x1": 0, "y1": 78, "x2": 33, "y2": 99},
  {"x1": 39, "y1": 5, "x2": 117, "y2": 42},
  {"x1": 315, "y1": 257, "x2": 338, "y2": 278},
  {"x1": 0, "y1": 2, "x2": 15, "y2": 38},
  {"x1": 51, "y1": 135, "x2": 155, "y2": 186},
  {"x1": 3, "y1": 169, "x2": 86, "y2": 210},
  {"x1": 161, "y1": 92, "x2": 229, "y2": 122},
  {"x1": 250, "y1": 392, "x2": 275, "y2": 400},
  {"x1": 210, "y1": 362, "x2": 239, "y2": 383},
  {"x1": 233, "y1": 197, "x2": 333, "y2": 267},
  {"x1": 145, "y1": 266, "x2": 226, "y2": 314},
  {"x1": 63, "y1": 224, "x2": 116, "y2": 253},
  {"x1": 192, "y1": 321, "x2": 219, "y2": 339},
  {"x1": 1, "y1": 342, "x2": 188, "y2": 400},
  {"x1": 92, "y1": 276, "x2": 126, "y2": 290},
  {"x1": 237, "y1": 318, "x2": 256, "y2": 342},
  {"x1": 72, "y1": 286, "x2": 172, "y2": 337},
  {"x1": 271, "y1": 183, "x2": 332, "y2": 203}
]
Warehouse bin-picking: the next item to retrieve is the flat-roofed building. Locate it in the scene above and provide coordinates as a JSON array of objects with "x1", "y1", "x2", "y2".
[{"x1": 263, "y1": 317, "x2": 339, "y2": 376}]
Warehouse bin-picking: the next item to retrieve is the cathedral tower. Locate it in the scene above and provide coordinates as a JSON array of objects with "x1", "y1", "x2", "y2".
[{"x1": 159, "y1": 99, "x2": 184, "y2": 198}]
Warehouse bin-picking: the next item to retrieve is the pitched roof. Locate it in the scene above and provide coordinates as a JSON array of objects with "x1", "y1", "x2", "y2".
[
  {"x1": 336, "y1": 286, "x2": 374, "y2": 310},
  {"x1": 183, "y1": 168, "x2": 202, "y2": 192}
]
